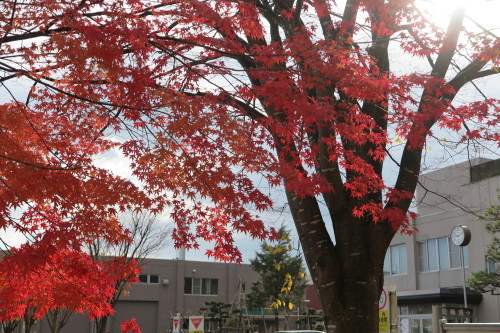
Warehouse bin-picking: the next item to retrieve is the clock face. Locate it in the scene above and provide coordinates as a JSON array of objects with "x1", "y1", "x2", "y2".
[
  {"x1": 451, "y1": 225, "x2": 471, "y2": 246},
  {"x1": 451, "y1": 226, "x2": 465, "y2": 246}
]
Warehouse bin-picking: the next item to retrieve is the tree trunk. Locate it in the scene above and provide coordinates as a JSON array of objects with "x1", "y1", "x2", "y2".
[
  {"x1": 51, "y1": 321, "x2": 65, "y2": 333},
  {"x1": 3, "y1": 327, "x2": 16, "y2": 333},
  {"x1": 46, "y1": 308, "x2": 73, "y2": 333},
  {"x1": 95, "y1": 316, "x2": 109, "y2": 333},
  {"x1": 286, "y1": 192, "x2": 393, "y2": 333},
  {"x1": 24, "y1": 320, "x2": 36, "y2": 333},
  {"x1": 1, "y1": 321, "x2": 19, "y2": 333},
  {"x1": 316, "y1": 244, "x2": 384, "y2": 332}
]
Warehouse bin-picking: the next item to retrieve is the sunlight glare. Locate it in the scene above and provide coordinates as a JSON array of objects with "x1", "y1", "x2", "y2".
[{"x1": 418, "y1": 0, "x2": 500, "y2": 31}]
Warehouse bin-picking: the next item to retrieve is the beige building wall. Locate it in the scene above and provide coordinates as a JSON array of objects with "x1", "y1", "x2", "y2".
[
  {"x1": 385, "y1": 158, "x2": 500, "y2": 323},
  {"x1": 35, "y1": 259, "x2": 260, "y2": 333}
]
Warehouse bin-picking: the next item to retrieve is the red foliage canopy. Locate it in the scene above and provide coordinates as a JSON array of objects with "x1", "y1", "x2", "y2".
[
  {"x1": 0, "y1": 0, "x2": 498, "y2": 323},
  {"x1": 121, "y1": 318, "x2": 142, "y2": 333}
]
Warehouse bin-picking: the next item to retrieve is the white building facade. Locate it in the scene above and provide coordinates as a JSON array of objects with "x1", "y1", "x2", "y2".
[{"x1": 385, "y1": 158, "x2": 500, "y2": 332}]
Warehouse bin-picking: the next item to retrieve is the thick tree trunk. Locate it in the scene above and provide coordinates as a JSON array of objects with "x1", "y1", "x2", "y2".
[
  {"x1": 286, "y1": 192, "x2": 393, "y2": 333},
  {"x1": 315, "y1": 243, "x2": 385, "y2": 332}
]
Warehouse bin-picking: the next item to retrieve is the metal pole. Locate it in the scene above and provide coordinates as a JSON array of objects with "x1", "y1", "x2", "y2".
[
  {"x1": 460, "y1": 246, "x2": 468, "y2": 311},
  {"x1": 389, "y1": 286, "x2": 398, "y2": 333},
  {"x1": 461, "y1": 246, "x2": 468, "y2": 308}
]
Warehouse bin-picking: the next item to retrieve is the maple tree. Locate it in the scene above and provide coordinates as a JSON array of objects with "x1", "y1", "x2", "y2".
[
  {"x1": 0, "y1": 220, "x2": 140, "y2": 320},
  {"x1": 120, "y1": 318, "x2": 141, "y2": 333},
  {"x1": 0, "y1": 0, "x2": 155, "y2": 324},
  {"x1": 0, "y1": 0, "x2": 499, "y2": 332}
]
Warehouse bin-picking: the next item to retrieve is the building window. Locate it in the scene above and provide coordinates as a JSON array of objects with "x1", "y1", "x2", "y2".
[
  {"x1": 138, "y1": 274, "x2": 160, "y2": 284},
  {"x1": 486, "y1": 257, "x2": 500, "y2": 273},
  {"x1": 418, "y1": 237, "x2": 468, "y2": 272},
  {"x1": 384, "y1": 244, "x2": 407, "y2": 276},
  {"x1": 184, "y1": 278, "x2": 218, "y2": 295}
]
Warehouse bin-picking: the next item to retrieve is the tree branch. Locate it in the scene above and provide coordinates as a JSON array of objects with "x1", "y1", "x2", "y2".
[{"x1": 432, "y1": 7, "x2": 465, "y2": 78}]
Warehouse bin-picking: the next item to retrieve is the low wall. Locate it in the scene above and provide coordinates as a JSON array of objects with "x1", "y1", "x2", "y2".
[{"x1": 442, "y1": 323, "x2": 500, "y2": 333}]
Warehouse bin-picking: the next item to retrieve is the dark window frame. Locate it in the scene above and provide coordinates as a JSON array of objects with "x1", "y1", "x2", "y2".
[
  {"x1": 418, "y1": 236, "x2": 468, "y2": 272},
  {"x1": 138, "y1": 274, "x2": 160, "y2": 284},
  {"x1": 184, "y1": 277, "x2": 218, "y2": 295}
]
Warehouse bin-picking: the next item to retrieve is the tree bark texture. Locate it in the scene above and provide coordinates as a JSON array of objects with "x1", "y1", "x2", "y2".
[
  {"x1": 286, "y1": 192, "x2": 393, "y2": 333},
  {"x1": 95, "y1": 316, "x2": 109, "y2": 333}
]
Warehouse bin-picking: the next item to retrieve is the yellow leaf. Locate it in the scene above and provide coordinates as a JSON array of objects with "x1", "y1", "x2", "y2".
[
  {"x1": 273, "y1": 246, "x2": 284, "y2": 254},
  {"x1": 288, "y1": 302, "x2": 294, "y2": 310},
  {"x1": 299, "y1": 272, "x2": 305, "y2": 278},
  {"x1": 275, "y1": 263, "x2": 281, "y2": 271},
  {"x1": 395, "y1": 137, "x2": 403, "y2": 144},
  {"x1": 277, "y1": 299, "x2": 282, "y2": 306}
]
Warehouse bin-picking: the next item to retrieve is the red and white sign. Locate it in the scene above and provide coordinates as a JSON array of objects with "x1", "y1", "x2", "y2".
[
  {"x1": 379, "y1": 286, "x2": 388, "y2": 311},
  {"x1": 172, "y1": 317, "x2": 180, "y2": 333},
  {"x1": 189, "y1": 316, "x2": 204, "y2": 333}
]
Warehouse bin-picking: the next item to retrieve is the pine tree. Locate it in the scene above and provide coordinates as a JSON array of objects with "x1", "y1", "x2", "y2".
[
  {"x1": 467, "y1": 195, "x2": 500, "y2": 294},
  {"x1": 247, "y1": 226, "x2": 307, "y2": 311}
]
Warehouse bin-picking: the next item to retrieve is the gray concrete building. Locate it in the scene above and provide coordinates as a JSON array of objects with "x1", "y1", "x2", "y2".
[
  {"x1": 385, "y1": 158, "x2": 500, "y2": 332},
  {"x1": 33, "y1": 259, "x2": 259, "y2": 333}
]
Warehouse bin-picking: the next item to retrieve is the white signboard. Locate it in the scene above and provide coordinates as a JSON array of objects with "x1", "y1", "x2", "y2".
[
  {"x1": 379, "y1": 286, "x2": 388, "y2": 311},
  {"x1": 172, "y1": 317, "x2": 181, "y2": 333},
  {"x1": 189, "y1": 316, "x2": 204, "y2": 333}
]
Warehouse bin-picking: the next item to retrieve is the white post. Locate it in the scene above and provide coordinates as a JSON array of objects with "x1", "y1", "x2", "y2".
[
  {"x1": 460, "y1": 246, "x2": 467, "y2": 308},
  {"x1": 460, "y1": 246, "x2": 468, "y2": 323}
]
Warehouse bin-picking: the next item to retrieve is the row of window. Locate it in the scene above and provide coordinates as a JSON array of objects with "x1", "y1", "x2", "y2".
[
  {"x1": 418, "y1": 236, "x2": 468, "y2": 272},
  {"x1": 384, "y1": 236, "x2": 469, "y2": 276},
  {"x1": 184, "y1": 278, "x2": 219, "y2": 295},
  {"x1": 138, "y1": 274, "x2": 160, "y2": 284},
  {"x1": 137, "y1": 275, "x2": 220, "y2": 296}
]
